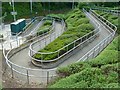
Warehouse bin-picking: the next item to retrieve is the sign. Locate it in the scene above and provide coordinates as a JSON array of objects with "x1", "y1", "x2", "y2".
[{"x1": 11, "y1": 11, "x2": 17, "y2": 15}]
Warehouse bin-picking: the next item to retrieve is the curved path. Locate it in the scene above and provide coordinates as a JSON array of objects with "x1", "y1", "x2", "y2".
[
  {"x1": 10, "y1": 21, "x2": 63, "y2": 68},
  {"x1": 5, "y1": 11, "x2": 113, "y2": 84}
]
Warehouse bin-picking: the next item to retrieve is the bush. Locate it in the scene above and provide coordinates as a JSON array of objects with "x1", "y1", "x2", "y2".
[
  {"x1": 94, "y1": 10, "x2": 118, "y2": 33},
  {"x1": 73, "y1": 18, "x2": 89, "y2": 27},
  {"x1": 50, "y1": 67, "x2": 119, "y2": 88},
  {"x1": 34, "y1": 8, "x2": 94, "y2": 60},
  {"x1": 57, "y1": 62, "x2": 91, "y2": 77},
  {"x1": 78, "y1": 23, "x2": 94, "y2": 31},
  {"x1": 37, "y1": 19, "x2": 52, "y2": 35},
  {"x1": 49, "y1": 36, "x2": 119, "y2": 88}
]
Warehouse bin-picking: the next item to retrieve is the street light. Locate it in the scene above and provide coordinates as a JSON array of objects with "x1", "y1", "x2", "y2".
[
  {"x1": 30, "y1": 0, "x2": 32, "y2": 13},
  {"x1": 12, "y1": 0, "x2": 16, "y2": 21},
  {"x1": 72, "y1": 0, "x2": 74, "y2": 9}
]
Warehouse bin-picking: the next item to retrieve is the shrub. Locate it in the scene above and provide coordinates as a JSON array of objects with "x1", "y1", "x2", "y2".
[
  {"x1": 34, "y1": 8, "x2": 94, "y2": 60},
  {"x1": 57, "y1": 62, "x2": 91, "y2": 77},
  {"x1": 88, "y1": 50, "x2": 118, "y2": 68},
  {"x1": 49, "y1": 35, "x2": 119, "y2": 88}
]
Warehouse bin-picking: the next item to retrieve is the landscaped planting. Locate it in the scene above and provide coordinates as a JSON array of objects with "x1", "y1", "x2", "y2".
[
  {"x1": 33, "y1": 8, "x2": 94, "y2": 60},
  {"x1": 49, "y1": 35, "x2": 119, "y2": 88},
  {"x1": 94, "y1": 10, "x2": 118, "y2": 29},
  {"x1": 37, "y1": 19, "x2": 53, "y2": 35}
]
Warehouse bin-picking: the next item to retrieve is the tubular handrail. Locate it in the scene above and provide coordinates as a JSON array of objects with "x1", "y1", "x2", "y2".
[
  {"x1": 77, "y1": 9, "x2": 117, "y2": 62},
  {"x1": 2, "y1": 9, "x2": 117, "y2": 77},
  {"x1": 2, "y1": 17, "x2": 56, "y2": 50},
  {"x1": 91, "y1": 7, "x2": 120, "y2": 15},
  {"x1": 29, "y1": 9, "x2": 100, "y2": 62},
  {"x1": 2, "y1": 17, "x2": 65, "y2": 76}
]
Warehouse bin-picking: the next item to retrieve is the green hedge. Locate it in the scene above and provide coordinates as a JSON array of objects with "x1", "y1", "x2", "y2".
[
  {"x1": 94, "y1": 10, "x2": 119, "y2": 33},
  {"x1": 49, "y1": 35, "x2": 119, "y2": 88},
  {"x1": 37, "y1": 20, "x2": 52, "y2": 35},
  {"x1": 49, "y1": 65, "x2": 119, "y2": 88},
  {"x1": 33, "y1": 8, "x2": 94, "y2": 60}
]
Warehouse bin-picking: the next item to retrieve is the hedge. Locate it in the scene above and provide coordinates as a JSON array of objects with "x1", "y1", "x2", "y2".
[
  {"x1": 49, "y1": 35, "x2": 119, "y2": 88},
  {"x1": 49, "y1": 66, "x2": 119, "y2": 88},
  {"x1": 37, "y1": 20, "x2": 52, "y2": 35},
  {"x1": 33, "y1": 8, "x2": 94, "y2": 60},
  {"x1": 94, "y1": 10, "x2": 119, "y2": 33}
]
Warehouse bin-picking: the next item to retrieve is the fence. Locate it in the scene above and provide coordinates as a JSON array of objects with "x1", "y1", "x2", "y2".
[
  {"x1": 29, "y1": 9, "x2": 100, "y2": 68},
  {"x1": 91, "y1": 7, "x2": 120, "y2": 16},
  {"x1": 3, "y1": 18, "x2": 65, "y2": 85},
  {"x1": 77, "y1": 9, "x2": 117, "y2": 62},
  {"x1": 3, "y1": 9, "x2": 117, "y2": 85},
  {"x1": 1, "y1": 17, "x2": 55, "y2": 50}
]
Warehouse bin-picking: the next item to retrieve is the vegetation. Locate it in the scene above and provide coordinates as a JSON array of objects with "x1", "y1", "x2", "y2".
[
  {"x1": 0, "y1": 85, "x2": 1, "y2": 90},
  {"x1": 49, "y1": 35, "x2": 119, "y2": 88},
  {"x1": 33, "y1": 8, "x2": 94, "y2": 60},
  {"x1": 94, "y1": 10, "x2": 118, "y2": 28},
  {"x1": 2, "y1": 2, "x2": 73, "y2": 23},
  {"x1": 37, "y1": 19, "x2": 52, "y2": 35}
]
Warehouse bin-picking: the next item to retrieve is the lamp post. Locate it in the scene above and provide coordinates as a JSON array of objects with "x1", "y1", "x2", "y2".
[
  {"x1": 12, "y1": 0, "x2": 16, "y2": 21},
  {"x1": 72, "y1": 0, "x2": 74, "y2": 9},
  {"x1": 30, "y1": 0, "x2": 33, "y2": 20},
  {"x1": 49, "y1": 1, "x2": 50, "y2": 14}
]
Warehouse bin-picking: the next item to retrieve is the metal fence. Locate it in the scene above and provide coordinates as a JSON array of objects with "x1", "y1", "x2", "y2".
[
  {"x1": 1, "y1": 17, "x2": 55, "y2": 50},
  {"x1": 3, "y1": 18, "x2": 65, "y2": 85},
  {"x1": 77, "y1": 9, "x2": 117, "y2": 62},
  {"x1": 3, "y1": 9, "x2": 117, "y2": 85},
  {"x1": 91, "y1": 8, "x2": 120, "y2": 16},
  {"x1": 29, "y1": 9, "x2": 100, "y2": 68}
]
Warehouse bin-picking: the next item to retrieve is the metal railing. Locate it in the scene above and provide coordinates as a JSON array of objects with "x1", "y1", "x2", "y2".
[
  {"x1": 1, "y1": 17, "x2": 55, "y2": 50},
  {"x1": 3, "y1": 17, "x2": 65, "y2": 84},
  {"x1": 2, "y1": 9, "x2": 117, "y2": 85},
  {"x1": 29, "y1": 9, "x2": 100, "y2": 68},
  {"x1": 77, "y1": 10, "x2": 117, "y2": 62},
  {"x1": 91, "y1": 8, "x2": 120, "y2": 16}
]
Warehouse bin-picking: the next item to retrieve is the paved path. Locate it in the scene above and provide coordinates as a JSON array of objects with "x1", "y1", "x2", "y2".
[
  {"x1": 57, "y1": 12, "x2": 111, "y2": 68},
  {"x1": 5, "y1": 11, "x2": 112, "y2": 84},
  {"x1": 10, "y1": 21, "x2": 63, "y2": 68}
]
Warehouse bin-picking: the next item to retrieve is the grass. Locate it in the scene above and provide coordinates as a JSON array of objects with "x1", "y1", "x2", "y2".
[
  {"x1": 48, "y1": 35, "x2": 119, "y2": 88},
  {"x1": 33, "y1": 8, "x2": 94, "y2": 60}
]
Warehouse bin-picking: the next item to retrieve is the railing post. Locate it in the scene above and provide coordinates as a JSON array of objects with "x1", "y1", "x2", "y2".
[
  {"x1": 41, "y1": 53, "x2": 43, "y2": 60},
  {"x1": 10, "y1": 43, "x2": 12, "y2": 49},
  {"x1": 47, "y1": 71, "x2": 49, "y2": 85},
  {"x1": 44, "y1": 38, "x2": 46, "y2": 46},
  {"x1": 92, "y1": 48, "x2": 95, "y2": 58},
  {"x1": 58, "y1": 51, "x2": 59, "y2": 58},
  {"x1": 74, "y1": 41, "x2": 76, "y2": 48},
  {"x1": 10, "y1": 63, "x2": 14, "y2": 78},
  {"x1": 26, "y1": 69, "x2": 29, "y2": 85},
  {"x1": 98, "y1": 44, "x2": 101, "y2": 53},
  {"x1": 18, "y1": 39, "x2": 20, "y2": 46},
  {"x1": 67, "y1": 45, "x2": 68, "y2": 51},
  {"x1": 103, "y1": 39, "x2": 106, "y2": 48}
]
